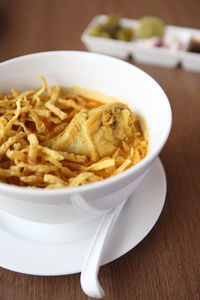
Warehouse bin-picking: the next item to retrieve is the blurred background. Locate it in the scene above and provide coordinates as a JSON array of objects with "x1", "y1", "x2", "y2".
[{"x1": 0, "y1": 0, "x2": 199, "y2": 61}]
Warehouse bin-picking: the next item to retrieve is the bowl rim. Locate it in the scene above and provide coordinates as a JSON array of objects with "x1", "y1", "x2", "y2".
[{"x1": 0, "y1": 50, "x2": 172, "y2": 195}]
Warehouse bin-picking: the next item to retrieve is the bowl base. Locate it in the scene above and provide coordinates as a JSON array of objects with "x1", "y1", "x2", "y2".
[{"x1": 0, "y1": 158, "x2": 166, "y2": 275}]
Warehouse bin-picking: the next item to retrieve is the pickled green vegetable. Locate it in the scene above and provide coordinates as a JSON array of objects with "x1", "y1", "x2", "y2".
[
  {"x1": 115, "y1": 27, "x2": 134, "y2": 41},
  {"x1": 137, "y1": 16, "x2": 165, "y2": 39},
  {"x1": 89, "y1": 15, "x2": 134, "y2": 41}
]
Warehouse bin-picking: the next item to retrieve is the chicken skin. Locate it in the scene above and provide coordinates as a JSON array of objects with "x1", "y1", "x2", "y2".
[{"x1": 44, "y1": 102, "x2": 136, "y2": 161}]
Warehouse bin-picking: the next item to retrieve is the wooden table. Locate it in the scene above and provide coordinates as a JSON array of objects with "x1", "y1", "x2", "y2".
[{"x1": 0, "y1": 0, "x2": 199, "y2": 299}]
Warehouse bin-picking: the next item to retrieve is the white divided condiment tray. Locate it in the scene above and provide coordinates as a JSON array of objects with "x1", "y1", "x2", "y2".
[{"x1": 81, "y1": 15, "x2": 200, "y2": 72}]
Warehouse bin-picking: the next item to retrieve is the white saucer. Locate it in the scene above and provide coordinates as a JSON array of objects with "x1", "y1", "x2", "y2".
[{"x1": 0, "y1": 158, "x2": 166, "y2": 276}]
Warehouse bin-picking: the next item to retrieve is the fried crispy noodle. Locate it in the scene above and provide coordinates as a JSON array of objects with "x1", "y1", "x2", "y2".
[
  {"x1": 6, "y1": 149, "x2": 27, "y2": 163},
  {"x1": 86, "y1": 158, "x2": 115, "y2": 171},
  {"x1": 27, "y1": 133, "x2": 39, "y2": 164},
  {"x1": 116, "y1": 159, "x2": 132, "y2": 174},
  {"x1": 30, "y1": 110, "x2": 46, "y2": 133},
  {"x1": 44, "y1": 174, "x2": 68, "y2": 188},
  {"x1": 5, "y1": 98, "x2": 22, "y2": 130},
  {"x1": 58, "y1": 98, "x2": 87, "y2": 112},
  {"x1": 39, "y1": 146, "x2": 64, "y2": 161},
  {"x1": 0, "y1": 76, "x2": 148, "y2": 188},
  {"x1": 0, "y1": 132, "x2": 26, "y2": 159},
  {"x1": 0, "y1": 117, "x2": 6, "y2": 139},
  {"x1": 69, "y1": 172, "x2": 102, "y2": 187},
  {"x1": 45, "y1": 102, "x2": 67, "y2": 120}
]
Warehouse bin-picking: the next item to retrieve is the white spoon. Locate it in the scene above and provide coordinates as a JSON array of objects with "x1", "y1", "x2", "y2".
[{"x1": 80, "y1": 199, "x2": 127, "y2": 298}]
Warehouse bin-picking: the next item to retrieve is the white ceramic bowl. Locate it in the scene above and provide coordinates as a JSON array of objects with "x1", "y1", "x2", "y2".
[{"x1": 0, "y1": 51, "x2": 172, "y2": 224}]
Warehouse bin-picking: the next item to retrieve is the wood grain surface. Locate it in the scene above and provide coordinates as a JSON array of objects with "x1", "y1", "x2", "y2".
[{"x1": 0, "y1": 0, "x2": 199, "y2": 299}]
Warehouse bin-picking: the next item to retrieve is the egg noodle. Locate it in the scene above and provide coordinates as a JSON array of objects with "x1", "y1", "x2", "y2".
[{"x1": 0, "y1": 76, "x2": 148, "y2": 188}]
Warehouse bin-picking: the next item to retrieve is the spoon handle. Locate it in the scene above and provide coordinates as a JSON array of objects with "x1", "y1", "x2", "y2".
[{"x1": 80, "y1": 199, "x2": 126, "y2": 298}]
